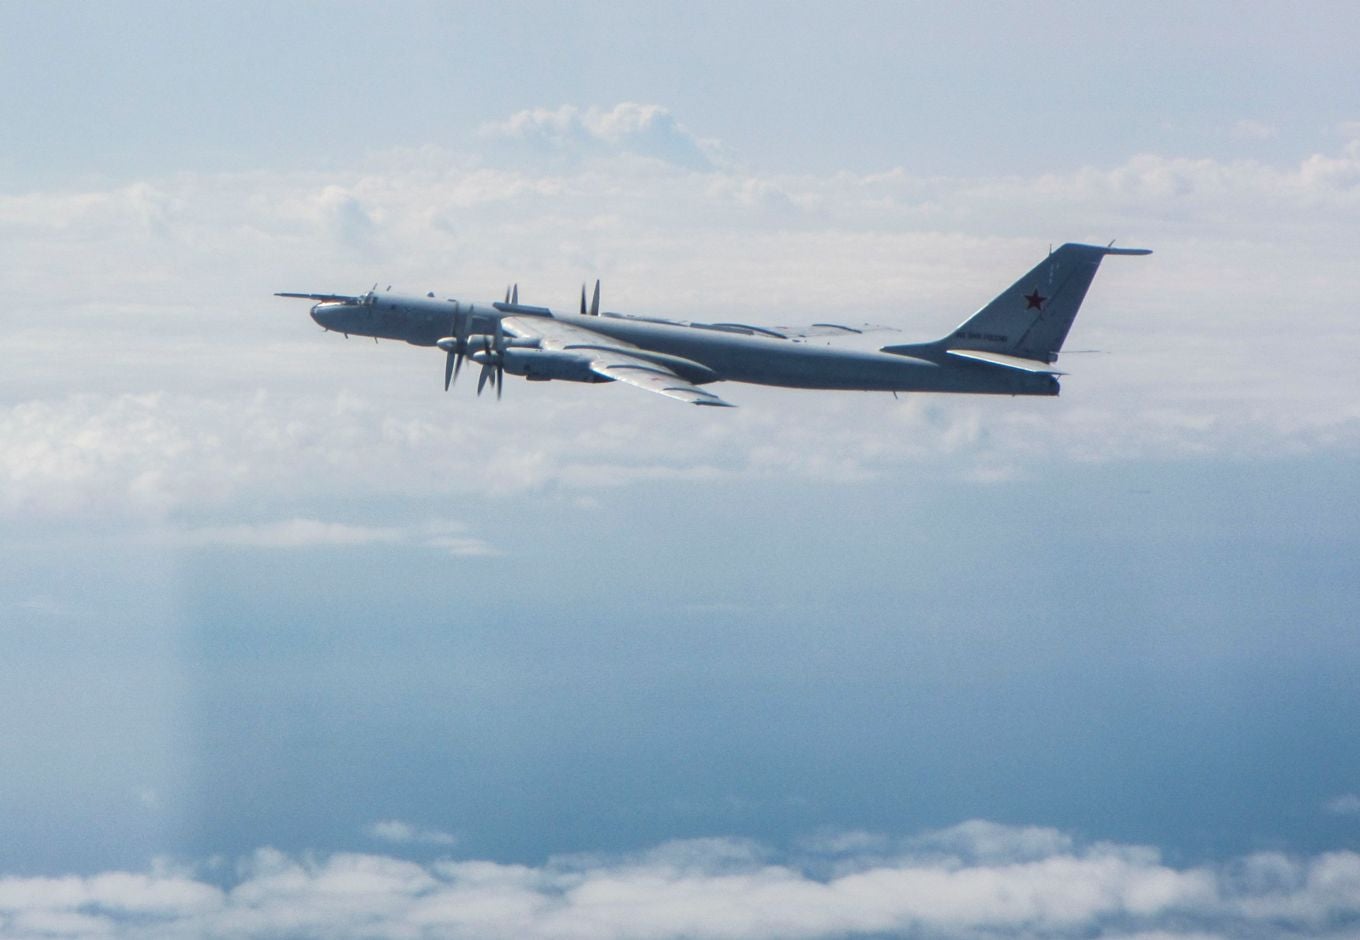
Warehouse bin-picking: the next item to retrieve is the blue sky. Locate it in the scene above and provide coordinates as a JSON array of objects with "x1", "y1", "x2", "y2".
[{"x1": 2, "y1": 3, "x2": 1359, "y2": 937}]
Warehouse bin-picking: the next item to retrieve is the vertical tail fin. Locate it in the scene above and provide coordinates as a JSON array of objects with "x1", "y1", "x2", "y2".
[{"x1": 947, "y1": 243, "x2": 1151, "y2": 363}]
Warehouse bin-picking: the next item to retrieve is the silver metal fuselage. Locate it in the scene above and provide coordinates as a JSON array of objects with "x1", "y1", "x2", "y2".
[{"x1": 310, "y1": 295, "x2": 1059, "y2": 397}]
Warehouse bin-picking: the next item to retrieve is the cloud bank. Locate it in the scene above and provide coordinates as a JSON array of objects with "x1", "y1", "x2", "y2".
[
  {"x1": 4, "y1": 102, "x2": 1360, "y2": 523},
  {"x1": 478, "y1": 102, "x2": 723, "y2": 170},
  {"x1": 1, "y1": 822, "x2": 1357, "y2": 939}
]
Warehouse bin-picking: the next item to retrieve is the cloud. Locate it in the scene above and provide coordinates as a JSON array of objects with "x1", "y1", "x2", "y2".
[
  {"x1": 4, "y1": 370, "x2": 1358, "y2": 525},
  {"x1": 316, "y1": 184, "x2": 376, "y2": 249},
  {"x1": 367, "y1": 820, "x2": 458, "y2": 847},
  {"x1": 1231, "y1": 119, "x2": 1278, "y2": 141},
  {"x1": 478, "y1": 102, "x2": 722, "y2": 170},
  {"x1": 178, "y1": 519, "x2": 406, "y2": 549},
  {"x1": 5, "y1": 102, "x2": 1360, "y2": 524},
  {"x1": 902, "y1": 818, "x2": 1076, "y2": 865},
  {"x1": 1326, "y1": 794, "x2": 1360, "y2": 817},
  {"x1": 173, "y1": 518, "x2": 502, "y2": 557},
  {"x1": 0, "y1": 823, "x2": 1358, "y2": 939}
]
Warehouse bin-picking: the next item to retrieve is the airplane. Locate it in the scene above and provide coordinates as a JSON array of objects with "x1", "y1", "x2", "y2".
[{"x1": 277, "y1": 242, "x2": 1150, "y2": 408}]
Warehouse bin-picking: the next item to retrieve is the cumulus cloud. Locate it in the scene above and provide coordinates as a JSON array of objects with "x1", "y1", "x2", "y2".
[
  {"x1": 0, "y1": 823, "x2": 1357, "y2": 939},
  {"x1": 478, "y1": 102, "x2": 722, "y2": 170},
  {"x1": 367, "y1": 820, "x2": 458, "y2": 847},
  {"x1": 1326, "y1": 794, "x2": 1360, "y2": 817},
  {"x1": 316, "y1": 184, "x2": 376, "y2": 249},
  {"x1": 3, "y1": 371, "x2": 1357, "y2": 524}
]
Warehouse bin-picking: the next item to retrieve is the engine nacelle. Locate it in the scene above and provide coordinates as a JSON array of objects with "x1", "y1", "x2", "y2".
[{"x1": 500, "y1": 348, "x2": 605, "y2": 383}]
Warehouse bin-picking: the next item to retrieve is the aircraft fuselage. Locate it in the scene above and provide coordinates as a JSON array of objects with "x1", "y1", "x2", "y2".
[
  {"x1": 289, "y1": 244, "x2": 1152, "y2": 404},
  {"x1": 309, "y1": 295, "x2": 1058, "y2": 396}
]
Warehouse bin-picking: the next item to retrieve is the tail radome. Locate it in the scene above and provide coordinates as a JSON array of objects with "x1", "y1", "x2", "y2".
[{"x1": 946, "y1": 243, "x2": 1151, "y2": 364}]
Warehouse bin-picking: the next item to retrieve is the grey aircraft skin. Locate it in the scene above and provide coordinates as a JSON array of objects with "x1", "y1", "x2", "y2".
[{"x1": 278, "y1": 242, "x2": 1150, "y2": 407}]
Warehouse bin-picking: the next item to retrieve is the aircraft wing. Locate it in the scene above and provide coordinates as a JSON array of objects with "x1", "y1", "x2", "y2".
[
  {"x1": 589, "y1": 309, "x2": 897, "y2": 342},
  {"x1": 590, "y1": 356, "x2": 733, "y2": 406},
  {"x1": 502, "y1": 316, "x2": 735, "y2": 407},
  {"x1": 771, "y1": 321, "x2": 900, "y2": 339},
  {"x1": 275, "y1": 291, "x2": 363, "y2": 303}
]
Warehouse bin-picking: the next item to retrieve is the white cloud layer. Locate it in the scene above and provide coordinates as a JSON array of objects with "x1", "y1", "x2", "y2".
[
  {"x1": 4, "y1": 103, "x2": 1360, "y2": 522},
  {"x1": 1, "y1": 822, "x2": 1357, "y2": 939},
  {"x1": 171, "y1": 518, "x2": 501, "y2": 557}
]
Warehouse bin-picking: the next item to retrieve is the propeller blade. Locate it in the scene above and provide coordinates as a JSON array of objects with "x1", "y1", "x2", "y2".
[
  {"x1": 443, "y1": 304, "x2": 464, "y2": 390},
  {"x1": 477, "y1": 362, "x2": 493, "y2": 396},
  {"x1": 590, "y1": 279, "x2": 600, "y2": 316},
  {"x1": 580, "y1": 284, "x2": 587, "y2": 316},
  {"x1": 493, "y1": 320, "x2": 506, "y2": 398},
  {"x1": 511, "y1": 283, "x2": 518, "y2": 304},
  {"x1": 504, "y1": 285, "x2": 511, "y2": 303}
]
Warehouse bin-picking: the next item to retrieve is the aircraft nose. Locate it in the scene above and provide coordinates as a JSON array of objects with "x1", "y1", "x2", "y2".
[{"x1": 311, "y1": 303, "x2": 340, "y2": 329}]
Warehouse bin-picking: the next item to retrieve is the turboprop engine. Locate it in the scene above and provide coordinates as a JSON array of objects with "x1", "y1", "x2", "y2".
[{"x1": 499, "y1": 347, "x2": 606, "y2": 383}]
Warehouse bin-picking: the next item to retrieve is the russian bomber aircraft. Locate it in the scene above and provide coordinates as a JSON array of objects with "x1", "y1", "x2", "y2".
[{"x1": 277, "y1": 242, "x2": 1149, "y2": 408}]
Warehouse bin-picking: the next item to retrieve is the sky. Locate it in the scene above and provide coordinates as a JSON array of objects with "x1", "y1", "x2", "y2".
[{"x1": 2, "y1": 2, "x2": 1360, "y2": 938}]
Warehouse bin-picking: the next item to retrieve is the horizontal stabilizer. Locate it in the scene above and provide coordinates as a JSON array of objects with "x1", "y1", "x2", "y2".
[{"x1": 946, "y1": 349, "x2": 1067, "y2": 375}]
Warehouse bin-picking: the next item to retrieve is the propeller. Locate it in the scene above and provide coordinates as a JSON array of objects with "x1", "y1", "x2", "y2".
[
  {"x1": 437, "y1": 303, "x2": 472, "y2": 391},
  {"x1": 580, "y1": 279, "x2": 600, "y2": 316},
  {"x1": 474, "y1": 319, "x2": 506, "y2": 399},
  {"x1": 439, "y1": 306, "x2": 511, "y2": 400}
]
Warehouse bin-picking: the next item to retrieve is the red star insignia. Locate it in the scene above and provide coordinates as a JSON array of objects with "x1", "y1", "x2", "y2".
[{"x1": 1024, "y1": 289, "x2": 1046, "y2": 310}]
